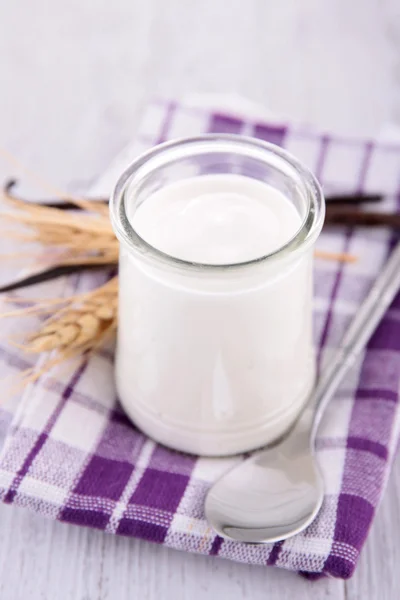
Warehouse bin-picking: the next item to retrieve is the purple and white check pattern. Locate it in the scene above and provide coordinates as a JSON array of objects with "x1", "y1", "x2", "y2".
[{"x1": 1, "y1": 99, "x2": 400, "y2": 579}]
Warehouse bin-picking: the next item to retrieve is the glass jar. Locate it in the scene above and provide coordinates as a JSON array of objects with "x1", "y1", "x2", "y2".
[{"x1": 110, "y1": 135, "x2": 325, "y2": 456}]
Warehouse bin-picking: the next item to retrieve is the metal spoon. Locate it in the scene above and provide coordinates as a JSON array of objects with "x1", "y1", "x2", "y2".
[{"x1": 205, "y1": 240, "x2": 400, "y2": 544}]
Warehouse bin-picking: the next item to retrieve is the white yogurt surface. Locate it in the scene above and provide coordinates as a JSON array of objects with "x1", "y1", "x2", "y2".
[
  {"x1": 132, "y1": 175, "x2": 300, "y2": 264},
  {"x1": 116, "y1": 174, "x2": 315, "y2": 456}
]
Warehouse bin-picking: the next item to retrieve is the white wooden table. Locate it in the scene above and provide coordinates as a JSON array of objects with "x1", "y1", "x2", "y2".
[{"x1": 0, "y1": 1, "x2": 399, "y2": 597}]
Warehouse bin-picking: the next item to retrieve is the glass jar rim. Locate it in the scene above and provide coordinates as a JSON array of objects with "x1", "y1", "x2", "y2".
[{"x1": 109, "y1": 134, "x2": 325, "y2": 273}]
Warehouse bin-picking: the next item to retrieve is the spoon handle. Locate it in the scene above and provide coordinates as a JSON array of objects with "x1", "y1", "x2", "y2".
[{"x1": 310, "y1": 241, "x2": 400, "y2": 439}]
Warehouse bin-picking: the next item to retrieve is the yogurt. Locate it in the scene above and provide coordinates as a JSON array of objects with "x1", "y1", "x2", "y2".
[
  {"x1": 131, "y1": 175, "x2": 300, "y2": 264},
  {"x1": 114, "y1": 172, "x2": 317, "y2": 455}
]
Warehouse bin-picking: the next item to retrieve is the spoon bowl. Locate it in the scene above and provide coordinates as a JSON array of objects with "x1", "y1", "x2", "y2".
[{"x1": 205, "y1": 417, "x2": 324, "y2": 543}]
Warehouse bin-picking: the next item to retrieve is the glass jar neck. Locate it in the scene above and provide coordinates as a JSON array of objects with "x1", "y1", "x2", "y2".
[{"x1": 110, "y1": 134, "x2": 325, "y2": 275}]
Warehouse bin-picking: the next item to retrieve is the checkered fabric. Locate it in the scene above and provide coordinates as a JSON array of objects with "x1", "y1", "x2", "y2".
[{"x1": 0, "y1": 99, "x2": 400, "y2": 579}]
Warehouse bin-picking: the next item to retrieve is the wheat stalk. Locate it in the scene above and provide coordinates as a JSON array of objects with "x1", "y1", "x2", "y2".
[
  {"x1": 1, "y1": 190, "x2": 118, "y2": 268},
  {"x1": 314, "y1": 249, "x2": 357, "y2": 263},
  {"x1": 4, "y1": 277, "x2": 118, "y2": 385},
  {"x1": 26, "y1": 277, "x2": 117, "y2": 352}
]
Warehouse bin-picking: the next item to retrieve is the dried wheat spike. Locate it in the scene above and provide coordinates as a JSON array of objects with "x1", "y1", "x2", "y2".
[
  {"x1": 2, "y1": 189, "x2": 119, "y2": 268},
  {"x1": 23, "y1": 277, "x2": 118, "y2": 356}
]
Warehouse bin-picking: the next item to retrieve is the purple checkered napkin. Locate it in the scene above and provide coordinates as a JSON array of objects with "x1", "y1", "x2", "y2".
[{"x1": 0, "y1": 99, "x2": 400, "y2": 579}]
